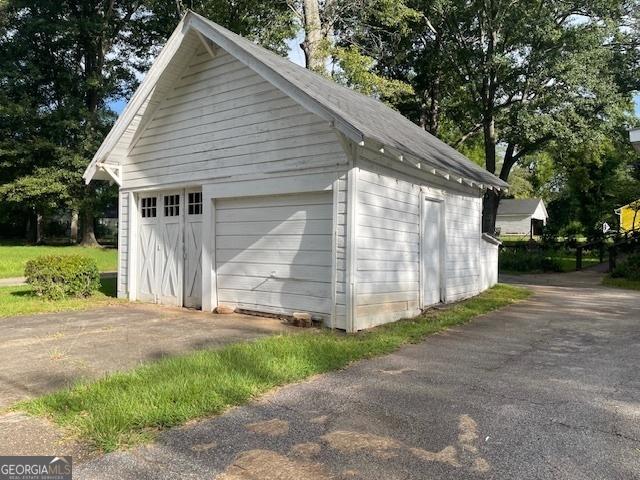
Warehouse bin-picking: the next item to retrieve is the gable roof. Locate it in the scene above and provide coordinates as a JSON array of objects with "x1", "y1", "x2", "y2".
[
  {"x1": 84, "y1": 11, "x2": 507, "y2": 189},
  {"x1": 497, "y1": 199, "x2": 547, "y2": 218}
]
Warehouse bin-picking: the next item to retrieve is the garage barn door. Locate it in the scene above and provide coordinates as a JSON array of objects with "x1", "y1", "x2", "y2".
[
  {"x1": 215, "y1": 192, "x2": 333, "y2": 319},
  {"x1": 136, "y1": 190, "x2": 203, "y2": 307}
]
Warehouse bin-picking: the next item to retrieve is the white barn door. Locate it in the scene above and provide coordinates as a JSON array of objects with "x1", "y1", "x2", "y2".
[
  {"x1": 137, "y1": 195, "x2": 159, "y2": 303},
  {"x1": 422, "y1": 198, "x2": 443, "y2": 306},
  {"x1": 136, "y1": 190, "x2": 189, "y2": 306},
  {"x1": 157, "y1": 192, "x2": 183, "y2": 305},
  {"x1": 184, "y1": 190, "x2": 203, "y2": 308}
]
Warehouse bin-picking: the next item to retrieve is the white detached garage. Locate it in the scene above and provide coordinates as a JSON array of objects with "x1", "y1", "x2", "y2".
[{"x1": 84, "y1": 11, "x2": 507, "y2": 332}]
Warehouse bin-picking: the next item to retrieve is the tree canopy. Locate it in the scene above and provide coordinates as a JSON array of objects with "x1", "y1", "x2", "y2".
[{"x1": 0, "y1": 0, "x2": 639, "y2": 242}]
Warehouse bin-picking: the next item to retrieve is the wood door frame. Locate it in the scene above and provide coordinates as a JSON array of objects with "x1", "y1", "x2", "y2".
[{"x1": 419, "y1": 191, "x2": 446, "y2": 308}]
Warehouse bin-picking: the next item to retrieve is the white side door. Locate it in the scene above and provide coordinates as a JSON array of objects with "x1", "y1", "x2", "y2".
[
  {"x1": 184, "y1": 190, "x2": 203, "y2": 308},
  {"x1": 137, "y1": 195, "x2": 159, "y2": 302},
  {"x1": 157, "y1": 191, "x2": 184, "y2": 306},
  {"x1": 422, "y1": 198, "x2": 443, "y2": 306}
]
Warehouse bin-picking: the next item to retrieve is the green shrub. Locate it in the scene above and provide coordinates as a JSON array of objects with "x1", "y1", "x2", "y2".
[
  {"x1": 499, "y1": 249, "x2": 562, "y2": 272},
  {"x1": 611, "y1": 254, "x2": 640, "y2": 281},
  {"x1": 25, "y1": 255, "x2": 100, "y2": 299}
]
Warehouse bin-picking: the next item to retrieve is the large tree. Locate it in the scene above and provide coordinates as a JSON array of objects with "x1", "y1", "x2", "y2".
[
  {"x1": 335, "y1": 0, "x2": 637, "y2": 233},
  {"x1": 0, "y1": 0, "x2": 295, "y2": 244}
]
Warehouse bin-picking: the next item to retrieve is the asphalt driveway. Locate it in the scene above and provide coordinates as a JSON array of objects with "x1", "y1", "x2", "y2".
[
  {"x1": 76, "y1": 273, "x2": 640, "y2": 479},
  {"x1": 0, "y1": 303, "x2": 294, "y2": 409}
]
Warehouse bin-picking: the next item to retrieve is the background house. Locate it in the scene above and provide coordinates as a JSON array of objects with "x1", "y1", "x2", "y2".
[
  {"x1": 616, "y1": 200, "x2": 640, "y2": 232},
  {"x1": 83, "y1": 12, "x2": 506, "y2": 331},
  {"x1": 496, "y1": 199, "x2": 548, "y2": 238}
]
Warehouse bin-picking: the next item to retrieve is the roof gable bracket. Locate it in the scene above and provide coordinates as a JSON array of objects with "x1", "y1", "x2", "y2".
[
  {"x1": 195, "y1": 30, "x2": 218, "y2": 57},
  {"x1": 97, "y1": 162, "x2": 122, "y2": 186}
]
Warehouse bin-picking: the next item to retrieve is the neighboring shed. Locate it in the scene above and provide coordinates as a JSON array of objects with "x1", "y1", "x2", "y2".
[
  {"x1": 615, "y1": 200, "x2": 640, "y2": 232},
  {"x1": 496, "y1": 199, "x2": 548, "y2": 237},
  {"x1": 83, "y1": 11, "x2": 507, "y2": 332}
]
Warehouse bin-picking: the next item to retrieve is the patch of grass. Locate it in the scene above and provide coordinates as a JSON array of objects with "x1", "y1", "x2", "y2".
[
  {"x1": 0, "y1": 245, "x2": 117, "y2": 279},
  {"x1": 602, "y1": 276, "x2": 640, "y2": 291},
  {"x1": 0, "y1": 277, "x2": 120, "y2": 318},
  {"x1": 18, "y1": 284, "x2": 530, "y2": 453}
]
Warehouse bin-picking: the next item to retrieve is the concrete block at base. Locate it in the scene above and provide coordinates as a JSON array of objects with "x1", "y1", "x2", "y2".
[
  {"x1": 292, "y1": 312, "x2": 312, "y2": 328},
  {"x1": 216, "y1": 304, "x2": 236, "y2": 314}
]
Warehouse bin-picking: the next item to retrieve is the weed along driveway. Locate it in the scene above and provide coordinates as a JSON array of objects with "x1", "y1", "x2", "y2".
[
  {"x1": 70, "y1": 276, "x2": 640, "y2": 479},
  {"x1": 0, "y1": 304, "x2": 294, "y2": 409}
]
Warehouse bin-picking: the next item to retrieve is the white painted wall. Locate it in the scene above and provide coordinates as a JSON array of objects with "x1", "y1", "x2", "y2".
[
  {"x1": 124, "y1": 46, "x2": 346, "y2": 190},
  {"x1": 355, "y1": 168, "x2": 421, "y2": 329},
  {"x1": 352, "y1": 147, "x2": 490, "y2": 330},
  {"x1": 496, "y1": 215, "x2": 532, "y2": 235},
  {"x1": 479, "y1": 236, "x2": 499, "y2": 291},
  {"x1": 444, "y1": 191, "x2": 482, "y2": 302}
]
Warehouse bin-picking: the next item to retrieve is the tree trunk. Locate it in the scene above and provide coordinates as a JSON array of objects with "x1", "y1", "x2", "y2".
[
  {"x1": 36, "y1": 212, "x2": 44, "y2": 244},
  {"x1": 300, "y1": 0, "x2": 324, "y2": 72},
  {"x1": 70, "y1": 209, "x2": 79, "y2": 243},
  {"x1": 25, "y1": 213, "x2": 34, "y2": 244},
  {"x1": 482, "y1": 190, "x2": 501, "y2": 234},
  {"x1": 80, "y1": 207, "x2": 99, "y2": 247},
  {"x1": 481, "y1": 115, "x2": 498, "y2": 233}
]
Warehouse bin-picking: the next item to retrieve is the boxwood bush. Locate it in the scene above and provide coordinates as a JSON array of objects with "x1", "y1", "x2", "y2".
[
  {"x1": 611, "y1": 254, "x2": 640, "y2": 281},
  {"x1": 25, "y1": 255, "x2": 100, "y2": 300}
]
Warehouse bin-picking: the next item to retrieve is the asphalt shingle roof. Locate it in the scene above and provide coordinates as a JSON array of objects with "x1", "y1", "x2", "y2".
[
  {"x1": 497, "y1": 199, "x2": 544, "y2": 216},
  {"x1": 192, "y1": 12, "x2": 507, "y2": 189}
]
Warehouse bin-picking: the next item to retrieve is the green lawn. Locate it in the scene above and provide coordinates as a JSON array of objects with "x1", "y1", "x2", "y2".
[
  {"x1": 602, "y1": 276, "x2": 640, "y2": 291},
  {"x1": 0, "y1": 277, "x2": 120, "y2": 318},
  {"x1": 0, "y1": 244, "x2": 117, "y2": 279},
  {"x1": 557, "y1": 256, "x2": 600, "y2": 272},
  {"x1": 18, "y1": 284, "x2": 530, "y2": 453}
]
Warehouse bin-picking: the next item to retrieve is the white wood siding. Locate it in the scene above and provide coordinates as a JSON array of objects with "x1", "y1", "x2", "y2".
[
  {"x1": 354, "y1": 148, "x2": 488, "y2": 329},
  {"x1": 479, "y1": 237, "x2": 499, "y2": 291},
  {"x1": 355, "y1": 168, "x2": 422, "y2": 329},
  {"x1": 444, "y1": 192, "x2": 482, "y2": 301},
  {"x1": 496, "y1": 215, "x2": 532, "y2": 235},
  {"x1": 117, "y1": 191, "x2": 129, "y2": 298},
  {"x1": 215, "y1": 192, "x2": 333, "y2": 319},
  {"x1": 124, "y1": 47, "x2": 347, "y2": 190}
]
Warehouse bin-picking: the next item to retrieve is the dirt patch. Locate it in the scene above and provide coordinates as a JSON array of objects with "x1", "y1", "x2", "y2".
[
  {"x1": 290, "y1": 442, "x2": 322, "y2": 457},
  {"x1": 458, "y1": 414, "x2": 479, "y2": 453},
  {"x1": 409, "y1": 445, "x2": 461, "y2": 467},
  {"x1": 472, "y1": 457, "x2": 491, "y2": 473},
  {"x1": 216, "y1": 449, "x2": 332, "y2": 480},
  {"x1": 309, "y1": 414, "x2": 330, "y2": 424},
  {"x1": 245, "y1": 419, "x2": 289, "y2": 436},
  {"x1": 321, "y1": 431, "x2": 402, "y2": 459}
]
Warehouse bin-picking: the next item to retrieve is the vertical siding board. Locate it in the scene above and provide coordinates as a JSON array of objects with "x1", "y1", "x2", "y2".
[{"x1": 117, "y1": 191, "x2": 129, "y2": 298}]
